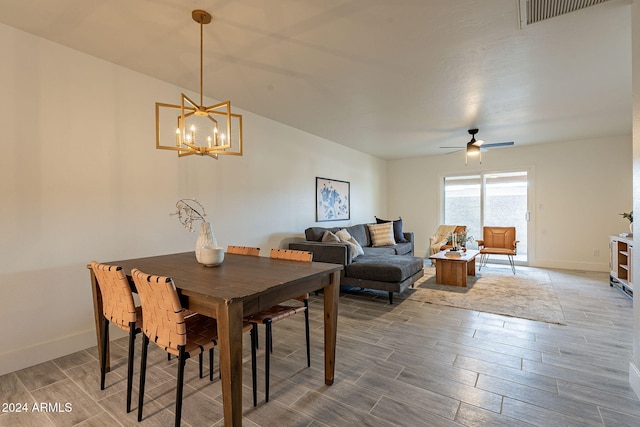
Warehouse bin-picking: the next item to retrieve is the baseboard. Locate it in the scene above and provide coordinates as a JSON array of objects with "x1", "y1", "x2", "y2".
[
  {"x1": 530, "y1": 259, "x2": 609, "y2": 272},
  {"x1": 630, "y1": 362, "x2": 640, "y2": 399},
  {"x1": 0, "y1": 327, "x2": 125, "y2": 376}
]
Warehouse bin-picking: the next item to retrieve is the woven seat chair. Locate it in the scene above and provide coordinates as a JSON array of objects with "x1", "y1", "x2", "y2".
[
  {"x1": 246, "y1": 248, "x2": 312, "y2": 403},
  {"x1": 132, "y1": 269, "x2": 257, "y2": 425},
  {"x1": 227, "y1": 245, "x2": 260, "y2": 256},
  {"x1": 90, "y1": 261, "x2": 141, "y2": 413},
  {"x1": 226, "y1": 245, "x2": 260, "y2": 407}
]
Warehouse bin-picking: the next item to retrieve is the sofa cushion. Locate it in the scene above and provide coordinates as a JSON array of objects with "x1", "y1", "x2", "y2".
[
  {"x1": 345, "y1": 255, "x2": 423, "y2": 283},
  {"x1": 343, "y1": 224, "x2": 369, "y2": 247},
  {"x1": 367, "y1": 222, "x2": 396, "y2": 247},
  {"x1": 363, "y1": 242, "x2": 413, "y2": 257},
  {"x1": 376, "y1": 217, "x2": 408, "y2": 243},
  {"x1": 393, "y1": 241, "x2": 414, "y2": 255},
  {"x1": 306, "y1": 224, "x2": 370, "y2": 247},
  {"x1": 306, "y1": 227, "x2": 339, "y2": 241},
  {"x1": 363, "y1": 246, "x2": 397, "y2": 256}
]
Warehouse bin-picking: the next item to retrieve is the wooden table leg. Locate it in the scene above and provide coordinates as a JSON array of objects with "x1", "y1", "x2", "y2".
[
  {"x1": 467, "y1": 257, "x2": 476, "y2": 276},
  {"x1": 435, "y1": 262, "x2": 443, "y2": 284},
  {"x1": 217, "y1": 300, "x2": 244, "y2": 427},
  {"x1": 457, "y1": 262, "x2": 467, "y2": 287},
  {"x1": 437, "y1": 260, "x2": 467, "y2": 287},
  {"x1": 323, "y1": 271, "x2": 340, "y2": 385},
  {"x1": 88, "y1": 267, "x2": 109, "y2": 372}
]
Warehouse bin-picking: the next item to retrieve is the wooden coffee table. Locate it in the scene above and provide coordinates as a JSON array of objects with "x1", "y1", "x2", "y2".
[{"x1": 429, "y1": 249, "x2": 479, "y2": 287}]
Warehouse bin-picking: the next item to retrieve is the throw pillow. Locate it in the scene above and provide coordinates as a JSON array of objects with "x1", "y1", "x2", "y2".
[
  {"x1": 367, "y1": 222, "x2": 396, "y2": 247},
  {"x1": 335, "y1": 228, "x2": 364, "y2": 260},
  {"x1": 321, "y1": 230, "x2": 341, "y2": 243},
  {"x1": 376, "y1": 216, "x2": 408, "y2": 243}
]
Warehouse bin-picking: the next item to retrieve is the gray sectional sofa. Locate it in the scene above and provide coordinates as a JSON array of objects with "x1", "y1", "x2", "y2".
[{"x1": 289, "y1": 221, "x2": 424, "y2": 303}]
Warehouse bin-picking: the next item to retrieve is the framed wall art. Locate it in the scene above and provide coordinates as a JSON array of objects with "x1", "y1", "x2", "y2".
[{"x1": 316, "y1": 177, "x2": 350, "y2": 221}]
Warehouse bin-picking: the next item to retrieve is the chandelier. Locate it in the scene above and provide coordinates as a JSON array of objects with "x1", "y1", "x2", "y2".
[{"x1": 155, "y1": 10, "x2": 243, "y2": 159}]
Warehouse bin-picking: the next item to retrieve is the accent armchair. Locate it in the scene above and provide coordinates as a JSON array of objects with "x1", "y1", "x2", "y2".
[
  {"x1": 477, "y1": 226, "x2": 519, "y2": 274},
  {"x1": 429, "y1": 225, "x2": 467, "y2": 256}
]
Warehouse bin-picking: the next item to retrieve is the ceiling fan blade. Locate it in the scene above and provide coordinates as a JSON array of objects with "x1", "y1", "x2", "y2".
[
  {"x1": 481, "y1": 141, "x2": 514, "y2": 148},
  {"x1": 444, "y1": 148, "x2": 465, "y2": 154}
]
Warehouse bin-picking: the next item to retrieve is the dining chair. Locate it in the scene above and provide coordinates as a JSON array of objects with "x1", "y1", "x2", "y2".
[
  {"x1": 132, "y1": 268, "x2": 255, "y2": 425},
  {"x1": 246, "y1": 248, "x2": 312, "y2": 403},
  {"x1": 477, "y1": 226, "x2": 519, "y2": 274},
  {"x1": 227, "y1": 245, "x2": 260, "y2": 256},
  {"x1": 226, "y1": 245, "x2": 260, "y2": 406},
  {"x1": 90, "y1": 261, "x2": 140, "y2": 413}
]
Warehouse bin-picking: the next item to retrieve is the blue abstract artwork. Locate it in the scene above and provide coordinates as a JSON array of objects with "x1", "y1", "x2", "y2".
[{"x1": 316, "y1": 177, "x2": 350, "y2": 221}]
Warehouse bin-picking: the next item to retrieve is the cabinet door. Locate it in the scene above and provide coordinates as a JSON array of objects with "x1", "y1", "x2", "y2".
[
  {"x1": 629, "y1": 244, "x2": 633, "y2": 286},
  {"x1": 610, "y1": 238, "x2": 618, "y2": 277}
]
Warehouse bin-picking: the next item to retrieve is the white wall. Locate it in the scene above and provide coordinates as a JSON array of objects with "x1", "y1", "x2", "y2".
[
  {"x1": 388, "y1": 136, "x2": 632, "y2": 271},
  {"x1": 0, "y1": 23, "x2": 387, "y2": 375},
  {"x1": 0, "y1": 18, "x2": 634, "y2": 376}
]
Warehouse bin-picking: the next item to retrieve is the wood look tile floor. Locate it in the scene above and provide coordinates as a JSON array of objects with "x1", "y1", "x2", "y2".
[{"x1": 2, "y1": 265, "x2": 639, "y2": 426}]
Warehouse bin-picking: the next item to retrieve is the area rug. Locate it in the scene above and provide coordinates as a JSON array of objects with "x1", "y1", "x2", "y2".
[{"x1": 402, "y1": 266, "x2": 566, "y2": 324}]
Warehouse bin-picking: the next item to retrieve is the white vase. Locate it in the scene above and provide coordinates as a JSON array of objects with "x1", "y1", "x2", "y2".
[{"x1": 195, "y1": 222, "x2": 218, "y2": 263}]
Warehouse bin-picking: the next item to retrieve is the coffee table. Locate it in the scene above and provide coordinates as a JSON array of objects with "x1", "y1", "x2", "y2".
[{"x1": 429, "y1": 249, "x2": 479, "y2": 287}]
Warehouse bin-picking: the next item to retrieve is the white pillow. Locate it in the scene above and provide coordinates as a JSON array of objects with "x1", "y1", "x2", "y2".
[
  {"x1": 367, "y1": 222, "x2": 396, "y2": 247},
  {"x1": 335, "y1": 229, "x2": 364, "y2": 260}
]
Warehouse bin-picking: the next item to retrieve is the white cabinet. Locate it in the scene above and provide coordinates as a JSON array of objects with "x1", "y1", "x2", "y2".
[{"x1": 610, "y1": 235, "x2": 633, "y2": 298}]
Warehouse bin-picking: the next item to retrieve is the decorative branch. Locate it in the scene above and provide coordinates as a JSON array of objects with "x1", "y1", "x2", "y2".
[{"x1": 171, "y1": 199, "x2": 207, "y2": 232}]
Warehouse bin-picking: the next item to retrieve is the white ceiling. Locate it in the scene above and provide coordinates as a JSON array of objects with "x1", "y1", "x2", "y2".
[{"x1": 0, "y1": 0, "x2": 632, "y2": 159}]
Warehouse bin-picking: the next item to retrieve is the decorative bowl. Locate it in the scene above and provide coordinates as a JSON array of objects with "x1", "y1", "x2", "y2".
[{"x1": 199, "y1": 246, "x2": 224, "y2": 267}]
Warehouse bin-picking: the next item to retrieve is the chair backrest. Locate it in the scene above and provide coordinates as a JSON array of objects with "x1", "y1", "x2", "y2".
[
  {"x1": 483, "y1": 227, "x2": 517, "y2": 250},
  {"x1": 227, "y1": 245, "x2": 260, "y2": 256},
  {"x1": 90, "y1": 261, "x2": 137, "y2": 331},
  {"x1": 432, "y1": 225, "x2": 465, "y2": 241},
  {"x1": 131, "y1": 268, "x2": 186, "y2": 355},
  {"x1": 270, "y1": 248, "x2": 313, "y2": 262},
  {"x1": 270, "y1": 249, "x2": 312, "y2": 301},
  {"x1": 453, "y1": 225, "x2": 466, "y2": 234}
]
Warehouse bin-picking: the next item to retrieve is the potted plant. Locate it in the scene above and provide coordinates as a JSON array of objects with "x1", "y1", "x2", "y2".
[
  {"x1": 620, "y1": 210, "x2": 633, "y2": 235},
  {"x1": 448, "y1": 230, "x2": 474, "y2": 251}
]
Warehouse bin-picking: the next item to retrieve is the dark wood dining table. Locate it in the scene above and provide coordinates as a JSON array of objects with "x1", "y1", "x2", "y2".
[{"x1": 88, "y1": 251, "x2": 343, "y2": 426}]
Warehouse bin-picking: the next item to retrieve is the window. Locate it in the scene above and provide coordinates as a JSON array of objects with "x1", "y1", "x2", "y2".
[{"x1": 444, "y1": 171, "x2": 528, "y2": 263}]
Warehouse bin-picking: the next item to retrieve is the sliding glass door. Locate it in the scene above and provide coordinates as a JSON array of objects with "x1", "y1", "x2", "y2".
[{"x1": 444, "y1": 171, "x2": 528, "y2": 264}]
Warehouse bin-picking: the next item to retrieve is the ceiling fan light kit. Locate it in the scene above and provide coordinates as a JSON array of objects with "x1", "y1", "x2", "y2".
[
  {"x1": 440, "y1": 128, "x2": 514, "y2": 166},
  {"x1": 466, "y1": 128, "x2": 482, "y2": 165}
]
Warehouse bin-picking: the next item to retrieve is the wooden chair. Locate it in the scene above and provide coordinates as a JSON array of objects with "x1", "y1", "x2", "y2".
[
  {"x1": 477, "y1": 226, "x2": 519, "y2": 274},
  {"x1": 246, "y1": 249, "x2": 312, "y2": 403},
  {"x1": 429, "y1": 225, "x2": 467, "y2": 253},
  {"x1": 90, "y1": 261, "x2": 140, "y2": 413},
  {"x1": 132, "y1": 268, "x2": 256, "y2": 425},
  {"x1": 227, "y1": 245, "x2": 260, "y2": 256},
  {"x1": 226, "y1": 245, "x2": 260, "y2": 406}
]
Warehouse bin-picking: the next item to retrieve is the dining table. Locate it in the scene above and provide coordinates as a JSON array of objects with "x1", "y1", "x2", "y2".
[{"x1": 88, "y1": 251, "x2": 343, "y2": 426}]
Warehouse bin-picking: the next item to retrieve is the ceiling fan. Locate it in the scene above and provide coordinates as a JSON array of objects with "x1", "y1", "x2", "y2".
[{"x1": 440, "y1": 129, "x2": 514, "y2": 165}]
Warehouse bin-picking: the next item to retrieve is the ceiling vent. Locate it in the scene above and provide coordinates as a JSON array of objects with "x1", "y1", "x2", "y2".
[{"x1": 519, "y1": 0, "x2": 612, "y2": 27}]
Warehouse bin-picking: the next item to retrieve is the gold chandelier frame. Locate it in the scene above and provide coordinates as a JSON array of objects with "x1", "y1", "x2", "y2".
[{"x1": 155, "y1": 10, "x2": 243, "y2": 159}]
